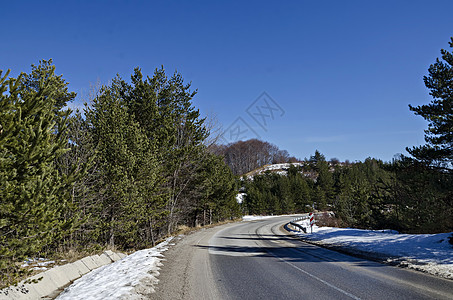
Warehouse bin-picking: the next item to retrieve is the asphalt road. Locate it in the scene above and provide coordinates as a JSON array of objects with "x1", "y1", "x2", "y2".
[{"x1": 152, "y1": 216, "x2": 453, "y2": 300}]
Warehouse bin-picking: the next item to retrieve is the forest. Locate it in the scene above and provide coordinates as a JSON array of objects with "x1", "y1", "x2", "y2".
[
  {"x1": 0, "y1": 62, "x2": 240, "y2": 285},
  {"x1": 241, "y1": 152, "x2": 452, "y2": 233},
  {"x1": 1, "y1": 38, "x2": 452, "y2": 286}
]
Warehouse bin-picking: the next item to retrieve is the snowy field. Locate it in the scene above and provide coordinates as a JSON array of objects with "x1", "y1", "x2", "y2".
[
  {"x1": 56, "y1": 237, "x2": 174, "y2": 300},
  {"x1": 295, "y1": 218, "x2": 453, "y2": 279}
]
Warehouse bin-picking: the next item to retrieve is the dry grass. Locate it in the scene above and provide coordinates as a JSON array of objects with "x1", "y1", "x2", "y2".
[
  {"x1": 1, "y1": 245, "x2": 114, "y2": 289},
  {"x1": 315, "y1": 211, "x2": 345, "y2": 227},
  {"x1": 174, "y1": 219, "x2": 240, "y2": 236}
]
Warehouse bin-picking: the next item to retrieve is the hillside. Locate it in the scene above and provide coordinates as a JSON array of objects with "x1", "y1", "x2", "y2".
[{"x1": 244, "y1": 162, "x2": 305, "y2": 178}]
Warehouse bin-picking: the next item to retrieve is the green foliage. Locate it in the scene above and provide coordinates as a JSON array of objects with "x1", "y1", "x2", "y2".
[
  {"x1": 0, "y1": 63, "x2": 81, "y2": 285},
  {"x1": 81, "y1": 67, "x2": 237, "y2": 249},
  {"x1": 407, "y1": 37, "x2": 453, "y2": 168},
  {"x1": 85, "y1": 76, "x2": 164, "y2": 248},
  {"x1": 334, "y1": 158, "x2": 391, "y2": 228},
  {"x1": 20, "y1": 59, "x2": 76, "y2": 112},
  {"x1": 384, "y1": 157, "x2": 453, "y2": 233},
  {"x1": 309, "y1": 150, "x2": 334, "y2": 210},
  {"x1": 190, "y1": 153, "x2": 240, "y2": 226},
  {"x1": 243, "y1": 168, "x2": 312, "y2": 215},
  {"x1": 0, "y1": 61, "x2": 239, "y2": 286},
  {"x1": 243, "y1": 153, "x2": 452, "y2": 233},
  {"x1": 120, "y1": 68, "x2": 209, "y2": 234}
]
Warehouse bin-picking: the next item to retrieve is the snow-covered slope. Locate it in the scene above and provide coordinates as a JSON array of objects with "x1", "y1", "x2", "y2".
[
  {"x1": 295, "y1": 219, "x2": 453, "y2": 279},
  {"x1": 244, "y1": 162, "x2": 305, "y2": 178}
]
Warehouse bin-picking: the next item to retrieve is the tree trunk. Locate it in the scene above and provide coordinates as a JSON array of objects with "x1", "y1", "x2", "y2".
[{"x1": 109, "y1": 215, "x2": 115, "y2": 248}]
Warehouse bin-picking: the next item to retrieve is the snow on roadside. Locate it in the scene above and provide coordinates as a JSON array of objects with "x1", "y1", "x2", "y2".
[
  {"x1": 242, "y1": 214, "x2": 299, "y2": 221},
  {"x1": 242, "y1": 215, "x2": 281, "y2": 221},
  {"x1": 295, "y1": 219, "x2": 453, "y2": 279},
  {"x1": 57, "y1": 237, "x2": 174, "y2": 300},
  {"x1": 21, "y1": 258, "x2": 58, "y2": 271}
]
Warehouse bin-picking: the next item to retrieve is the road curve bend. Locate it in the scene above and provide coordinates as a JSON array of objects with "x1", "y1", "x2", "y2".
[{"x1": 152, "y1": 216, "x2": 453, "y2": 300}]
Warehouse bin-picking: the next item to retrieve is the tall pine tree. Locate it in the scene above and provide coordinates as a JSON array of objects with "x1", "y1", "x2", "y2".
[
  {"x1": 0, "y1": 63, "x2": 80, "y2": 285},
  {"x1": 408, "y1": 37, "x2": 453, "y2": 169}
]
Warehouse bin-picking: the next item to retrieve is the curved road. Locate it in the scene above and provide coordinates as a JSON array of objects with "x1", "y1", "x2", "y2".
[{"x1": 152, "y1": 216, "x2": 453, "y2": 300}]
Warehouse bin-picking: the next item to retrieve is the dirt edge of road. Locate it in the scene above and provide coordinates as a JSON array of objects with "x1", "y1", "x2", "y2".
[{"x1": 147, "y1": 223, "x2": 234, "y2": 300}]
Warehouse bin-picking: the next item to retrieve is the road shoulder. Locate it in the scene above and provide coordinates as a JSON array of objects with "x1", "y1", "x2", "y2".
[{"x1": 149, "y1": 223, "x2": 236, "y2": 300}]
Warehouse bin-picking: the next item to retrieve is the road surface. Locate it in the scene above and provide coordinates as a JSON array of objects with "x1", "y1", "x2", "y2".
[{"x1": 152, "y1": 216, "x2": 453, "y2": 299}]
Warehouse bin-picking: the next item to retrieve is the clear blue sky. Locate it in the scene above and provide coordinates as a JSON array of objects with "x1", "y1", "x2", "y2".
[{"x1": 2, "y1": 0, "x2": 453, "y2": 162}]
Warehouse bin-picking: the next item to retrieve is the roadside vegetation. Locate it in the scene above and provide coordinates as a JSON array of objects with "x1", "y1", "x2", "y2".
[{"x1": 0, "y1": 62, "x2": 240, "y2": 286}]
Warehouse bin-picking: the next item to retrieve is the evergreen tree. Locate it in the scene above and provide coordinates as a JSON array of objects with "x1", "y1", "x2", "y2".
[
  {"x1": 119, "y1": 68, "x2": 208, "y2": 234},
  {"x1": 85, "y1": 77, "x2": 162, "y2": 248},
  {"x1": 192, "y1": 153, "x2": 240, "y2": 226},
  {"x1": 0, "y1": 64, "x2": 80, "y2": 285},
  {"x1": 20, "y1": 59, "x2": 76, "y2": 112},
  {"x1": 407, "y1": 37, "x2": 453, "y2": 169},
  {"x1": 310, "y1": 150, "x2": 334, "y2": 209},
  {"x1": 276, "y1": 175, "x2": 294, "y2": 214},
  {"x1": 386, "y1": 157, "x2": 453, "y2": 233}
]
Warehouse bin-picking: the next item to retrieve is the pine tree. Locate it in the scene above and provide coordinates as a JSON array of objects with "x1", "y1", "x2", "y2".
[
  {"x1": 20, "y1": 59, "x2": 76, "y2": 111},
  {"x1": 192, "y1": 153, "x2": 239, "y2": 226},
  {"x1": 310, "y1": 150, "x2": 334, "y2": 209},
  {"x1": 288, "y1": 165, "x2": 312, "y2": 213},
  {"x1": 124, "y1": 68, "x2": 208, "y2": 234},
  {"x1": 407, "y1": 37, "x2": 453, "y2": 169},
  {"x1": 0, "y1": 64, "x2": 80, "y2": 285},
  {"x1": 85, "y1": 77, "x2": 162, "y2": 248}
]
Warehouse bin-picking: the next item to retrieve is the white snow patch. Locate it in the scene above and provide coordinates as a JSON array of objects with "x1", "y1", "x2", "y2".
[
  {"x1": 242, "y1": 215, "x2": 281, "y2": 221},
  {"x1": 245, "y1": 163, "x2": 305, "y2": 179},
  {"x1": 295, "y1": 219, "x2": 453, "y2": 279},
  {"x1": 242, "y1": 214, "x2": 300, "y2": 221},
  {"x1": 56, "y1": 237, "x2": 173, "y2": 300},
  {"x1": 21, "y1": 258, "x2": 56, "y2": 269},
  {"x1": 236, "y1": 192, "x2": 246, "y2": 204},
  {"x1": 261, "y1": 163, "x2": 304, "y2": 171}
]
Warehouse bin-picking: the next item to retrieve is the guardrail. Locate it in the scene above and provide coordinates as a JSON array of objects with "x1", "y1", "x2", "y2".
[
  {"x1": 288, "y1": 211, "x2": 334, "y2": 234},
  {"x1": 288, "y1": 214, "x2": 310, "y2": 233}
]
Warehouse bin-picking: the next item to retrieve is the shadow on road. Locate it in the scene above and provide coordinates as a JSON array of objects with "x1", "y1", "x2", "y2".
[{"x1": 194, "y1": 241, "x2": 384, "y2": 268}]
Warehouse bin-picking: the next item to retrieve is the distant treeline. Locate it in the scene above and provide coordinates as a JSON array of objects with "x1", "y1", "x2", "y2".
[
  {"x1": 242, "y1": 151, "x2": 453, "y2": 233},
  {"x1": 210, "y1": 139, "x2": 298, "y2": 175},
  {"x1": 0, "y1": 60, "x2": 240, "y2": 285}
]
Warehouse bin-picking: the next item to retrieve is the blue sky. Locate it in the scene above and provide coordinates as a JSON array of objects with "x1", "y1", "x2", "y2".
[{"x1": 2, "y1": 0, "x2": 453, "y2": 162}]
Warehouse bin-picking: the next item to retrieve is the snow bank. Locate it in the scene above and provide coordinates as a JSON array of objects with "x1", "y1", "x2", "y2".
[
  {"x1": 57, "y1": 237, "x2": 173, "y2": 300},
  {"x1": 295, "y1": 219, "x2": 453, "y2": 279},
  {"x1": 243, "y1": 214, "x2": 300, "y2": 221},
  {"x1": 242, "y1": 215, "x2": 283, "y2": 221}
]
